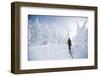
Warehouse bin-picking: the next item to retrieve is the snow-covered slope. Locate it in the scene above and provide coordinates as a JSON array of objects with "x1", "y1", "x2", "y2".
[
  {"x1": 28, "y1": 16, "x2": 88, "y2": 60},
  {"x1": 28, "y1": 43, "x2": 71, "y2": 60}
]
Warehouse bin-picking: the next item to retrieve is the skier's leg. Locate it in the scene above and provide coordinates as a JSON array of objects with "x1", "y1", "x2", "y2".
[
  {"x1": 68, "y1": 46, "x2": 70, "y2": 54},
  {"x1": 69, "y1": 47, "x2": 73, "y2": 58},
  {"x1": 69, "y1": 46, "x2": 71, "y2": 53}
]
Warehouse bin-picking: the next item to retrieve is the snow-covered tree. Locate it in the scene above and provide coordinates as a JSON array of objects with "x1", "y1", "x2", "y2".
[
  {"x1": 72, "y1": 19, "x2": 88, "y2": 58},
  {"x1": 28, "y1": 16, "x2": 42, "y2": 46}
]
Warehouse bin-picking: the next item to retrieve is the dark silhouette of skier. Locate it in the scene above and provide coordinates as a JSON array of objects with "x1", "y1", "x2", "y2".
[{"x1": 67, "y1": 38, "x2": 73, "y2": 58}]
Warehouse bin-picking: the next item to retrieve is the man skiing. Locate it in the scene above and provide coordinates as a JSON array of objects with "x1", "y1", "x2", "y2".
[{"x1": 67, "y1": 38, "x2": 73, "y2": 58}]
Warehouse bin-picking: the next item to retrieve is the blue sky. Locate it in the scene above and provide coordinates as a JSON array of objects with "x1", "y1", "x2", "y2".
[
  {"x1": 28, "y1": 15, "x2": 68, "y2": 26},
  {"x1": 28, "y1": 15, "x2": 87, "y2": 26}
]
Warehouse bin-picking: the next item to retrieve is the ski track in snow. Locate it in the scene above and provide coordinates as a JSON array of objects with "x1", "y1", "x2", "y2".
[{"x1": 28, "y1": 43, "x2": 88, "y2": 61}]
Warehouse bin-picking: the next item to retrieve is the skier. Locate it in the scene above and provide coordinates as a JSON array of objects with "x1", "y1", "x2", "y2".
[{"x1": 67, "y1": 38, "x2": 73, "y2": 58}]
